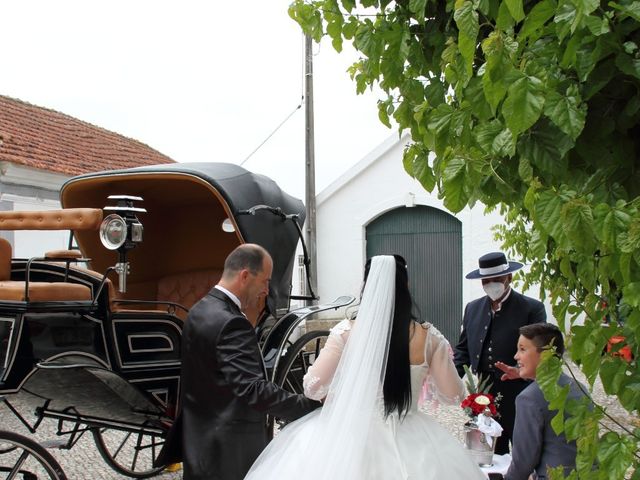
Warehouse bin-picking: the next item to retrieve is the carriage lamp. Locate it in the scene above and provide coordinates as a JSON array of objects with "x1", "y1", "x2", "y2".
[{"x1": 100, "y1": 195, "x2": 146, "y2": 293}]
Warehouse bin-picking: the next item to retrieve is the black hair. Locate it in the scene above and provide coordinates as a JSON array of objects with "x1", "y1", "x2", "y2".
[
  {"x1": 364, "y1": 254, "x2": 413, "y2": 418},
  {"x1": 519, "y1": 323, "x2": 565, "y2": 356},
  {"x1": 223, "y1": 244, "x2": 268, "y2": 277}
]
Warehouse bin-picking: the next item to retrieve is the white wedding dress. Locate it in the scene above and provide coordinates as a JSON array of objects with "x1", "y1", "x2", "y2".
[{"x1": 245, "y1": 319, "x2": 485, "y2": 479}]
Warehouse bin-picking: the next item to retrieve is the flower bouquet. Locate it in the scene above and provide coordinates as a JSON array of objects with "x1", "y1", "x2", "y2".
[{"x1": 461, "y1": 366, "x2": 503, "y2": 467}]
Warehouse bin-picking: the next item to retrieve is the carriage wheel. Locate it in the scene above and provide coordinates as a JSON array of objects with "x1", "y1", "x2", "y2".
[
  {"x1": 92, "y1": 428, "x2": 165, "y2": 479},
  {"x1": 0, "y1": 430, "x2": 68, "y2": 480},
  {"x1": 274, "y1": 330, "x2": 330, "y2": 393},
  {"x1": 267, "y1": 330, "x2": 328, "y2": 437}
]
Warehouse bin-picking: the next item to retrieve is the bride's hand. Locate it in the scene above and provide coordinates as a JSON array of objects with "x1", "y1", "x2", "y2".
[{"x1": 494, "y1": 361, "x2": 520, "y2": 381}]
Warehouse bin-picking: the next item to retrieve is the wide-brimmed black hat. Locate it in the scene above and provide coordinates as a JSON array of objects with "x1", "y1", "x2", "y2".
[{"x1": 465, "y1": 252, "x2": 523, "y2": 280}]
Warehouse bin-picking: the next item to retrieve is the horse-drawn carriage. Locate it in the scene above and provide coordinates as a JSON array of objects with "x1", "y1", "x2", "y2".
[{"x1": 0, "y1": 163, "x2": 353, "y2": 479}]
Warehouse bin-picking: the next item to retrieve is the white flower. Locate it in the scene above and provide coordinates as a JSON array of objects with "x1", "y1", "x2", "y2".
[{"x1": 474, "y1": 395, "x2": 491, "y2": 406}]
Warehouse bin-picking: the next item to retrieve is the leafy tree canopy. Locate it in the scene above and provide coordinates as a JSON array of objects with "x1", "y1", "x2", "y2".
[{"x1": 290, "y1": 0, "x2": 640, "y2": 477}]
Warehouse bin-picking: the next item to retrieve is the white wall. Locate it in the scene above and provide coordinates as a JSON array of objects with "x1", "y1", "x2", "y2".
[
  {"x1": 312, "y1": 134, "x2": 549, "y2": 322},
  {"x1": 0, "y1": 162, "x2": 69, "y2": 258},
  {"x1": 3, "y1": 195, "x2": 68, "y2": 258}
]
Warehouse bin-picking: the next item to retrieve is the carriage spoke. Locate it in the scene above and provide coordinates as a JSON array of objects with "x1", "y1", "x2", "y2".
[
  {"x1": 113, "y1": 430, "x2": 132, "y2": 459},
  {"x1": 130, "y1": 433, "x2": 142, "y2": 471},
  {"x1": 7, "y1": 450, "x2": 30, "y2": 480}
]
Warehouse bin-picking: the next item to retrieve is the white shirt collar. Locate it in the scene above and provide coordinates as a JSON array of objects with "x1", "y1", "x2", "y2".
[{"x1": 214, "y1": 285, "x2": 242, "y2": 311}]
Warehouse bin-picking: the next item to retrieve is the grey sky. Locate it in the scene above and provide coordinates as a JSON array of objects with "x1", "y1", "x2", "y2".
[{"x1": 1, "y1": 0, "x2": 394, "y2": 200}]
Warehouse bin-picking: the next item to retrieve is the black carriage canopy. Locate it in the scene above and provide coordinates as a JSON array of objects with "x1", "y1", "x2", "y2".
[{"x1": 59, "y1": 163, "x2": 306, "y2": 315}]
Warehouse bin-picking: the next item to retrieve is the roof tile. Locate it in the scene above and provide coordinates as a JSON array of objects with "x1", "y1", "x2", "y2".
[{"x1": 0, "y1": 95, "x2": 175, "y2": 176}]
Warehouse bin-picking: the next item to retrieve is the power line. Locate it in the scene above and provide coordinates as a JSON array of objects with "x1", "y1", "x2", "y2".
[{"x1": 239, "y1": 101, "x2": 303, "y2": 166}]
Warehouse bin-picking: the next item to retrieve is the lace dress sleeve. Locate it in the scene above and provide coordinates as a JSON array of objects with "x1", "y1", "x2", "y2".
[
  {"x1": 424, "y1": 325, "x2": 466, "y2": 405},
  {"x1": 302, "y1": 319, "x2": 352, "y2": 401}
]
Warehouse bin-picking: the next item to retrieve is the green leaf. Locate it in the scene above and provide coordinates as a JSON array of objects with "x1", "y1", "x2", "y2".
[
  {"x1": 519, "y1": 0, "x2": 557, "y2": 40},
  {"x1": 442, "y1": 156, "x2": 469, "y2": 212},
  {"x1": 505, "y1": 0, "x2": 525, "y2": 22},
  {"x1": 474, "y1": 120, "x2": 504, "y2": 153},
  {"x1": 594, "y1": 203, "x2": 631, "y2": 247},
  {"x1": 616, "y1": 53, "x2": 640, "y2": 81},
  {"x1": 597, "y1": 432, "x2": 636, "y2": 480},
  {"x1": 584, "y1": 14, "x2": 610, "y2": 36},
  {"x1": 518, "y1": 156, "x2": 533, "y2": 182},
  {"x1": 543, "y1": 88, "x2": 586, "y2": 140},
  {"x1": 491, "y1": 128, "x2": 516, "y2": 157},
  {"x1": 562, "y1": 199, "x2": 596, "y2": 251},
  {"x1": 496, "y1": 0, "x2": 515, "y2": 29},
  {"x1": 354, "y1": 21, "x2": 381, "y2": 60},
  {"x1": 609, "y1": 1, "x2": 640, "y2": 22},
  {"x1": 622, "y1": 282, "x2": 640, "y2": 308},
  {"x1": 454, "y1": 1, "x2": 479, "y2": 78},
  {"x1": 502, "y1": 75, "x2": 545, "y2": 136},
  {"x1": 409, "y1": 0, "x2": 428, "y2": 18},
  {"x1": 535, "y1": 189, "x2": 565, "y2": 239},
  {"x1": 517, "y1": 121, "x2": 572, "y2": 178},
  {"x1": 427, "y1": 103, "x2": 455, "y2": 136},
  {"x1": 425, "y1": 78, "x2": 446, "y2": 107},
  {"x1": 340, "y1": 0, "x2": 356, "y2": 12},
  {"x1": 481, "y1": 32, "x2": 514, "y2": 114},
  {"x1": 377, "y1": 101, "x2": 392, "y2": 128}
]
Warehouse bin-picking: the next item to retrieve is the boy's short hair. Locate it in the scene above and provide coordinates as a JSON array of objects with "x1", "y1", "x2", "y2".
[{"x1": 519, "y1": 323, "x2": 565, "y2": 356}]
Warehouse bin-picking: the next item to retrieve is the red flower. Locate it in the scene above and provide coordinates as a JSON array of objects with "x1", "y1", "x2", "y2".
[{"x1": 461, "y1": 393, "x2": 498, "y2": 417}]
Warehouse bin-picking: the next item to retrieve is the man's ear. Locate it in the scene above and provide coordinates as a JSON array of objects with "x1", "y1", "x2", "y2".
[{"x1": 239, "y1": 269, "x2": 250, "y2": 284}]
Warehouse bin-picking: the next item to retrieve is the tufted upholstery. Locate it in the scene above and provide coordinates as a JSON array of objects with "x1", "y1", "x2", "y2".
[
  {"x1": 0, "y1": 237, "x2": 92, "y2": 302},
  {"x1": 157, "y1": 269, "x2": 222, "y2": 319},
  {"x1": 0, "y1": 208, "x2": 103, "y2": 231}
]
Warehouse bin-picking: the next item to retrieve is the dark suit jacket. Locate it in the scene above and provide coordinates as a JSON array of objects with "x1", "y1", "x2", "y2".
[
  {"x1": 453, "y1": 289, "x2": 546, "y2": 452},
  {"x1": 172, "y1": 288, "x2": 320, "y2": 480},
  {"x1": 504, "y1": 374, "x2": 585, "y2": 480}
]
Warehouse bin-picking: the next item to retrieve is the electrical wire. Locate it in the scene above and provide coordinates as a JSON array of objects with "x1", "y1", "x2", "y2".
[{"x1": 239, "y1": 101, "x2": 303, "y2": 166}]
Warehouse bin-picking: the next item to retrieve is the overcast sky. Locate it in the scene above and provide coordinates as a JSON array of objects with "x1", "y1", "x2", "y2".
[{"x1": 0, "y1": 0, "x2": 395, "y2": 200}]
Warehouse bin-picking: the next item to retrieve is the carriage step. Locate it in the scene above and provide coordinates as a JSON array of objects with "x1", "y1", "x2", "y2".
[{"x1": 38, "y1": 438, "x2": 67, "y2": 449}]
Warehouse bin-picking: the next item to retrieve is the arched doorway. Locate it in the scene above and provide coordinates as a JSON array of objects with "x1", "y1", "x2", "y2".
[{"x1": 366, "y1": 205, "x2": 462, "y2": 342}]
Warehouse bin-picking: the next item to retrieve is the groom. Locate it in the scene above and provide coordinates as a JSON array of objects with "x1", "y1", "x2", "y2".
[{"x1": 176, "y1": 244, "x2": 321, "y2": 480}]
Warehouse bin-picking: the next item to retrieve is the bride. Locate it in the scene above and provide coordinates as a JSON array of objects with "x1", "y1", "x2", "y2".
[{"x1": 245, "y1": 255, "x2": 485, "y2": 479}]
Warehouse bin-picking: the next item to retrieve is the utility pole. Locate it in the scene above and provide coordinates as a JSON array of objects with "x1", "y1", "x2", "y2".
[{"x1": 304, "y1": 34, "x2": 318, "y2": 305}]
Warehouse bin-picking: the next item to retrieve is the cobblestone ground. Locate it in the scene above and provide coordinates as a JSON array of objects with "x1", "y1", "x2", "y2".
[{"x1": 1, "y1": 362, "x2": 635, "y2": 479}]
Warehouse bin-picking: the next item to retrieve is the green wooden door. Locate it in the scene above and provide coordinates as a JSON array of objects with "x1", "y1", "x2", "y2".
[{"x1": 366, "y1": 206, "x2": 462, "y2": 342}]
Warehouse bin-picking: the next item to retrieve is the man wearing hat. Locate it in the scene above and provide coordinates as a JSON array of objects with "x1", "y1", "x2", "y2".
[{"x1": 454, "y1": 252, "x2": 546, "y2": 455}]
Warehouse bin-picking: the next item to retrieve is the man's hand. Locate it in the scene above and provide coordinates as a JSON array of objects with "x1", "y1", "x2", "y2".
[{"x1": 494, "y1": 361, "x2": 520, "y2": 381}]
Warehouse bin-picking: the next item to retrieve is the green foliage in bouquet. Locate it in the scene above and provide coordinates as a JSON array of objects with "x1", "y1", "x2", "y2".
[{"x1": 463, "y1": 364, "x2": 493, "y2": 395}]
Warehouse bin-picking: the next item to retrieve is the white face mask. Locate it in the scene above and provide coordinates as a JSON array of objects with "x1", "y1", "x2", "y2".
[{"x1": 483, "y1": 281, "x2": 506, "y2": 301}]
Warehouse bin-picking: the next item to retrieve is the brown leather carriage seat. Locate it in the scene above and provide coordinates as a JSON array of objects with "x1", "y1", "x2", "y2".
[
  {"x1": 156, "y1": 269, "x2": 222, "y2": 319},
  {"x1": 0, "y1": 209, "x2": 102, "y2": 303},
  {"x1": 0, "y1": 238, "x2": 92, "y2": 302}
]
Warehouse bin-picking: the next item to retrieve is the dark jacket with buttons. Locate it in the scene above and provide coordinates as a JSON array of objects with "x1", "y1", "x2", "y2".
[{"x1": 453, "y1": 289, "x2": 546, "y2": 453}]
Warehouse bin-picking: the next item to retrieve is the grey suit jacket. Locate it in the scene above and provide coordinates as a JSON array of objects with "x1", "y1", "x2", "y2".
[{"x1": 504, "y1": 373, "x2": 586, "y2": 480}]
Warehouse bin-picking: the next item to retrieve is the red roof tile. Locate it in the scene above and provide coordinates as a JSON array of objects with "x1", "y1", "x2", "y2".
[{"x1": 0, "y1": 95, "x2": 175, "y2": 176}]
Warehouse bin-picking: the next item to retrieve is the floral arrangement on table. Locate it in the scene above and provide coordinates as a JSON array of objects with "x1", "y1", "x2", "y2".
[{"x1": 461, "y1": 365, "x2": 501, "y2": 420}]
